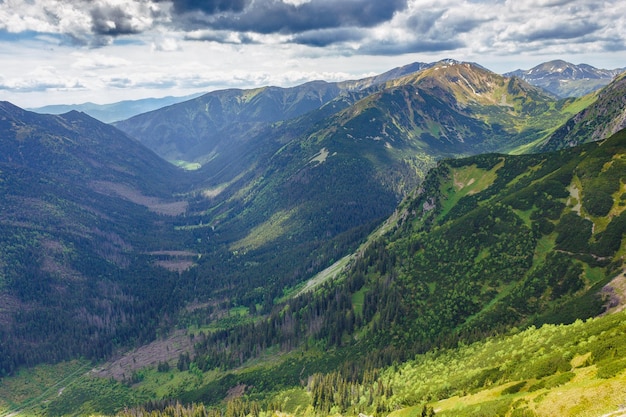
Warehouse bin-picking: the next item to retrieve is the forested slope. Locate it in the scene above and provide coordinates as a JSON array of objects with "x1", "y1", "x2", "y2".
[
  {"x1": 0, "y1": 103, "x2": 191, "y2": 375},
  {"x1": 40, "y1": 128, "x2": 626, "y2": 417}
]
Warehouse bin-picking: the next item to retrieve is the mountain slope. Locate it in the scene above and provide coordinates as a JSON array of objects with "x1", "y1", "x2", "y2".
[
  {"x1": 135, "y1": 61, "x2": 580, "y2": 312},
  {"x1": 0, "y1": 102, "x2": 190, "y2": 375},
  {"x1": 163, "y1": 62, "x2": 575, "y2": 301},
  {"x1": 113, "y1": 62, "x2": 437, "y2": 165},
  {"x1": 328, "y1": 60, "x2": 567, "y2": 154},
  {"x1": 114, "y1": 82, "x2": 364, "y2": 164},
  {"x1": 505, "y1": 59, "x2": 625, "y2": 97},
  {"x1": 539, "y1": 72, "x2": 626, "y2": 151},
  {"x1": 45, "y1": 128, "x2": 626, "y2": 417},
  {"x1": 210, "y1": 127, "x2": 626, "y2": 364},
  {"x1": 2, "y1": 61, "x2": 626, "y2": 416}
]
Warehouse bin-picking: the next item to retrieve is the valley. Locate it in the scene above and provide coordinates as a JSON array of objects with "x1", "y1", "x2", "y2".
[{"x1": 1, "y1": 59, "x2": 626, "y2": 417}]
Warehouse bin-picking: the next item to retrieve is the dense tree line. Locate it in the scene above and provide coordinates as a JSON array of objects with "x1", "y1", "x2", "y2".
[{"x1": 173, "y1": 135, "x2": 625, "y2": 408}]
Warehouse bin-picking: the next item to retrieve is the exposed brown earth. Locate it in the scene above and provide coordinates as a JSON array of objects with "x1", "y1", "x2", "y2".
[
  {"x1": 90, "y1": 181, "x2": 188, "y2": 216},
  {"x1": 601, "y1": 270, "x2": 626, "y2": 316},
  {"x1": 91, "y1": 330, "x2": 194, "y2": 381}
]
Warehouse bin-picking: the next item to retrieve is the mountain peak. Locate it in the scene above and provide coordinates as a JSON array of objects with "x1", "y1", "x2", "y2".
[
  {"x1": 0, "y1": 100, "x2": 25, "y2": 116},
  {"x1": 505, "y1": 60, "x2": 626, "y2": 97}
]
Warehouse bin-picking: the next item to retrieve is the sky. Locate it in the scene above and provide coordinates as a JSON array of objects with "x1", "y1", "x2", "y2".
[{"x1": 1, "y1": 0, "x2": 625, "y2": 108}]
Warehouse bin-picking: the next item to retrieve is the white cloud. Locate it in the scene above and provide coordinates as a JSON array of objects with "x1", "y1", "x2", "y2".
[
  {"x1": 71, "y1": 52, "x2": 131, "y2": 70},
  {"x1": 151, "y1": 36, "x2": 181, "y2": 51},
  {"x1": 0, "y1": 66, "x2": 85, "y2": 92}
]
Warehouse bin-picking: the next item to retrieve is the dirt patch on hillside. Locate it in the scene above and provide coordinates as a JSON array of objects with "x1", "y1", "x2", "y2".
[
  {"x1": 226, "y1": 384, "x2": 247, "y2": 400},
  {"x1": 90, "y1": 181, "x2": 188, "y2": 216},
  {"x1": 148, "y1": 251, "x2": 198, "y2": 273},
  {"x1": 92, "y1": 330, "x2": 194, "y2": 380},
  {"x1": 600, "y1": 271, "x2": 626, "y2": 316},
  {"x1": 453, "y1": 172, "x2": 475, "y2": 191},
  {"x1": 309, "y1": 147, "x2": 330, "y2": 166},
  {"x1": 155, "y1": 259, "x2": 195, "y2": 273},
  {"x1": 0, "y1": 294, "x2": 22, "y2": 326}
]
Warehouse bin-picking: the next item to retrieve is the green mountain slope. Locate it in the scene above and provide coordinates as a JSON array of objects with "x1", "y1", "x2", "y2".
[
  {"x1": 113, "y1": 62, "x2": 435, "y2": 165},
  {"x1": 148, "y1": 62, "x2": 576, "y2": 325},
  {"x1": 113, "y1": 81, "x2": 366, "y2": 164},
  {"x1": 540, "y1": 72, "x2": 626, "y2": 151},
  {"x1": 45, "y1": 128, "x2": 626, "y2": 417},
  {"x1": 0, "y1": 102, "x2": 190, "y2": 375},
  {"x1": 312, "y1": 60, "x2": 569, "y2": 156},
  {"x1": 190, "y1": 61, "x2": 577, "y2": 252},
  {"x1": 189, "y1": 128, "x2": 623, "y2": 413},
  {"x1": 194, "y1": 127, "x2": 626, "y2": 369}
]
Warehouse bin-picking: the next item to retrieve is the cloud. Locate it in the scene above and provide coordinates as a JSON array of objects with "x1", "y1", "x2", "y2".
[
  {"x1": 166, "y1": 0, "x2": 248, "y2": 14},
  {"x1": 359, "y1": 39, "x2": 464, "y2": 55},
  {"x1": 90, "y1": 4, "x2": 143, "y2": 36},
  {"x1": 1, "y1": 0, "x2": 624, "y2": 58},
  {"x1": 173, "y1": 0, "x2": 409, "y2": 34},
  {"x1": 0, "y1": 66, "x2": 86, "y2": 92},
  {"x1": 184, "y1": 29, "x2": 259, "y2": 44},
  {"x1": 71, "y1": 52, "x2": 131, "y2": 70},
  {"x1": 0, "y1": 0, "x2": 165, "y2": 46},
  {"x1": 291, "y1": 28, "x2": 365, "y2": 47},
  {"x1": 151, "y1": 36, "x2": 182, "y2": 51}
]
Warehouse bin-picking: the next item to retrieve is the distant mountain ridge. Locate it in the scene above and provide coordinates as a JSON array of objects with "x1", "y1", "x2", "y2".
[
  {"x1": 27, "y1": 93, "x2": 203, "y2": 123},
  {"x1": 113, "y1": 63, "x2": 441, "y2": 166},
  {"x1": 115, "y1": 59, "x2": 574, "y2": 167},
  {"x1": 505, "y1": 59, "x2": 625, "y2": 97},
  {"x1": 25, "y1": 59, "x2": 622, "y2": 126}
]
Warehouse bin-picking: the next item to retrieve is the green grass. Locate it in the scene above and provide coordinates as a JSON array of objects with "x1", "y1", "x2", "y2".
[
  {"x1": 270, "y1": 388, "x2": 311, "y2": 415},
  {"x1": 0, "y1": 360, "x2": 90, "y2": 417},
  {"x1": 438, "y1": 162, "x2": 502, "y2": 221},
  {"x1": 382, "y1": 311, "x2": 626, "y2": 417},
  {"x1": 513, "y1": 208, "x2": 534, "y2": 228},
  {"x1": 531, "y1": 234, "x2": 556, "y2": 268},
  {"x1": 231, "y1": 209, "x2": 296, "y2": 251},
  {"x1": 351, "y1": 286, "x2": 367, "y2": 316},
  {"x1": 171, "y1": 160, "x2": 202, "y2": 170},
  {"x1": 584, "y1": 264, "x2": 606, "y2": 285},
  {"x1": 561, "y1": 93, "x2": 599, "y2": 116},
  {"x1": 290, "y1": 254, "x2": 353, "y2": 299}
]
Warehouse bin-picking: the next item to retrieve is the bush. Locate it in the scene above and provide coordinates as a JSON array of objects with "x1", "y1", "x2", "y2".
[
  {"x1": 501, "y1": 381, "x2": 527, "y2": 395},
  {"x1": 555, "y1": 212, "x2": 592, "y2": 253},
  {"x1": 511, "y1": 408, "x2": 537, "y2": 417},
  {"x1": 582, "y1": 189, "x2": 614, "y2": 217},
  {"x1": 596, "y1": 359, "x2": 626, "y2": 379},
  {"x1": 528, "y1": 356, "x2": 571, "y2": 380}
]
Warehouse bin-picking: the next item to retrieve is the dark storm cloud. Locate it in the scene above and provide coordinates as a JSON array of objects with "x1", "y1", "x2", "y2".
[
  {"x1": 177, "y1": 0, "x2": 409, "y2": 34},
  {"x1": 359, "y1": 38, "x2": 465, "y2": 55},
  {"x1": 167, "y1": 0, "x2": 248, "y2": 14},
  {"x1": 291, "y1": 28, "x2": 365, "y2": 47},
  {"x1": 184, "y1": 30, "x2": 257, "y2": 44},
  {"x1": 523, "y1": 21, "x2": 601, "y2": 42},
  {"x1": 91, "y1": 5, "x2": 143, "y2": 36},
  {"x1": 405, "y1": 10, "x2": 446, "y2": 34}
]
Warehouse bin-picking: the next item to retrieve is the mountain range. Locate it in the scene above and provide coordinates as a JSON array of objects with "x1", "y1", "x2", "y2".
[
  {"x1": 1, "y1": 58, "x2": 626, "y2": 417},
  {"x1": 27, "y1": 60, "x2": 622, "y2": 128},
  {"x1": 505, "y1": 59, "x2": 626, "y2": 98},
  {"x1": 27, "y1": 93, "x2": 203, "y2": 123}
]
